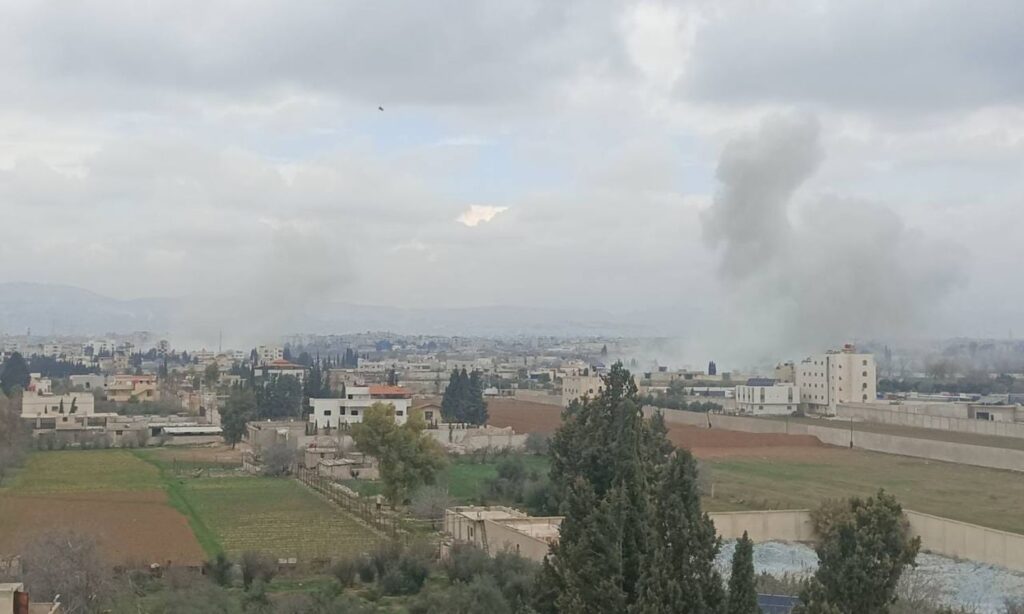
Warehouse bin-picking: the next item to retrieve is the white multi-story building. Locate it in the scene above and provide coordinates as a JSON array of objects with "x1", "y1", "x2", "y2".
[
  {"x1": 561, "y1": 374, "x2": 603, "y2": 407},
  {"x1": 257, "y1": 345, "x2": 284, "y2": 366},
  {"x1": 21, "y1": 392, "x2": 96, "y2": 418},
  {"x1": 309, "y1": 386, "x2": 413, "y2": 430},
  {"x1": 735, "y1": 381, "x2": 800, "y2": 416},
  {"x1": 796, "y1": 345, "x2": 877, "y2": 415}
]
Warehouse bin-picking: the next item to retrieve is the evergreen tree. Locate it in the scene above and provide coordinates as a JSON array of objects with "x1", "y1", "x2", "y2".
[
  {"x1": 726, "y1": 532, "x2": 758, "y2": 614},
  {"x1": 466, "y1": 370, "x2": 489, "y2": 425},
  {"x1": 547, "y1": 363, "x2": 668, "y2": 609},
  {"x1": 632, "y1": 449, "x2": 724, "y2": 614},
  {"x1": 441, "y1": 369, "x2": 462, "y2": 422},
  {"x1": 795, "y1": 491, "x2": 919, "y2": 614},
  {"x1": 221, "y1": 387, "x2": 255, "y2": 449},
  {"x1": 0, "y1": 352, "x2": 30, "y2": 395}
]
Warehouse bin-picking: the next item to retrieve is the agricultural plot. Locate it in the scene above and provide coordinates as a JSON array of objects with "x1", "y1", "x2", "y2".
[
  {"x1": 702, "y1": 448, "x2": 1024, "y2": 534},
  {"x1": 0, "y1": 450, "x2": 205, "y2": 565},
  {"x1": 6, "y1": 449, "x2": 162, "y2": 492},
  {"x1": 174, "y1": 476, "x2": 380, "y2": 559}
]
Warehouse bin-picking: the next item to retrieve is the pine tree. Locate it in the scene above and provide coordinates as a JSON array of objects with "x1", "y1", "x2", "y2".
[
  {"x1": 726, "y1": 531, "x2": 758, "y2": 614},
  {"x1": 632, "y1": 449, "x2": 724, "y2": 613}
]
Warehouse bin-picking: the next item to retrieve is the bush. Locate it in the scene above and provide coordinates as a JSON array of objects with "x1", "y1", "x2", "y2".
[
  {"x1": 495, "y1": 456, "x2": 527, "y2": 483},
  {"x1": 204, "y1": 552, "x2": 233, "y2": 587},
  {"x1": 524, "y1": 432, "x2": 549, "y2": 455},
  {"x1": 445, "y1": 543, "x2": 493, "y2": 584},
  {"x1": 330, "y1": 556, "x2": 358, "y2": 588},
  {"x1": 239, "y1": 551, "x2": 276, "y2": 589},
  {"x1": 378, "y1": 555, "x2": 429, "y2": 596},
  {"x1": 356, "y1": 557, "x2": 376, "y2": 583}
]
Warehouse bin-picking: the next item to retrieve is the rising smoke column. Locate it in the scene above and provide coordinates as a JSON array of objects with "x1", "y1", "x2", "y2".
[{"x1": 701, "y1": 113, "x2": 965, "y2": 359}]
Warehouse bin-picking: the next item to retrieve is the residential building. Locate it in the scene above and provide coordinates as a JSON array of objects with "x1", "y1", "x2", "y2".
[
  {"x1": 561, "y1": 373, "x2": 603, "y2": 407},
  {"x1": 21, "y1": 393, "x2": 96, "y2": 418},
  {"x1": 796, "y1": 344, "x2": 877, "y2": 415},
  {"x1": 308, "y1": 385, "x2": 413, "y2": 430},
  {"x1": 257, "y1": 345, "x2": 284, "y2": 365},
  {"x1": 256, "y1": 359, "x2": 307, "y2": 383},
  {"x1": 0, "y1": 582, "x2": 60, "y2": 614},
  {"x1": 70, "y1": 374, "x2": 108, "y2": 391},
  {"x1": 26, "y1": 374, "x2": 51, "y2": 395},
  {"x1": 105, "y1": 374, "x2": 159, "y2": 402},
  {"x1": 735, "y1": 380, "x2": 799, "y2": 416}
]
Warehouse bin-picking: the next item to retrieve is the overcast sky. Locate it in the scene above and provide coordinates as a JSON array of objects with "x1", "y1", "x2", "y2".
[{"x1": 1, "y1": 1, "x2": 1022, "y2": 353}]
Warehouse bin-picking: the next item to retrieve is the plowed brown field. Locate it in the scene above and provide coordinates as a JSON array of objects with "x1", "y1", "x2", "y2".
[
  {"x1": 487, "y1": 399, "x2": 823, "y2": 459},
  {"x1": 0, "y1": 490, "x2": 205, "y2": 566}
]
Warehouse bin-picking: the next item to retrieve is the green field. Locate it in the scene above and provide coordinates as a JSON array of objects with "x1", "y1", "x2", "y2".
[
  {"x1": 3, "y1": 449, "x2": 161, "y2": 493},
  {"x1": 344, "y1": 455, "x2": 550, "y2": 504},
  {"x1": 702, "y1": 449, "x2": 1024, "y2": 534},
  {"x1": 171, "y1": 475, "x2": 380, "y2": 558}
]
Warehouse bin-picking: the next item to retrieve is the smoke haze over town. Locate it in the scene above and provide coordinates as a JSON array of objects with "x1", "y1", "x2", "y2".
[{"x1": 1, "y1": 1, "x2": 1023, "y2": 361}]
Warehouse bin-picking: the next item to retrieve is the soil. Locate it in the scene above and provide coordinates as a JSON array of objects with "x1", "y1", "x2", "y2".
[
  {"x1": 487, "y1": 399, "x2": 823, "y2": 459},
  {"x1": 0, "y1": 490, "x2": 206, "y2": 566}
]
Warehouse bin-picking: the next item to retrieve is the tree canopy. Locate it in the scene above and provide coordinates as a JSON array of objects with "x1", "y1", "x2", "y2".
[
  {"x1": 441, "y1": 368, "x2": 488, "y2": 425},
  {"x1": 221, "y1": 386, "x2": 256, "y2": 449},
  {"x1": 0, "y1": 351, "x2": 30, "y2": 395},
  {"x1": 796, "y1": 491, "x2": 920, "y2": 614},
  {"x1": 541, "y1": 362, "x2": 724, "y2": 613},
  {"x1": 352, "y1": 402, "x2": 447, "y2": 505}
]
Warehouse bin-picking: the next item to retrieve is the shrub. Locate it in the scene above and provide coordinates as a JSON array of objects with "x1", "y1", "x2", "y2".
[
  {"x1": 240, "y1": 551, "x2": 276, "y2": 589},
  {"x1": 378, "y1": 554, "x2": 429, "y2": 596},
  {"x1": 524, "y1": 432, "x2": 549, "y2": 455},
  {"x1": 445, "y1": 543, "x2": 493, "y2": 584},
  {"x1": 204, "y1": 552, "x2": 233, "y2": 587},
  {"x1": 330, "y1": 556, "x2": 358, "y2": 588}
]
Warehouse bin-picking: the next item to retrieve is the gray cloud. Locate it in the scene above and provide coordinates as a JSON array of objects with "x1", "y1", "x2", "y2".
[{"x1": 682, "y1": 1, "x2": 1024, "y2": 116}]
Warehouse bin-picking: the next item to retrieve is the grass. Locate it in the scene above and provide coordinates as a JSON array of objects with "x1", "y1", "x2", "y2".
[
  {"x1": 343, "y1": 454, "x2": 551, "y2": 505},
  {"x1": 702, "y1": 449, "x2": 1024, "y2": 534},
  {"x1": 171, "y1": 476, "x2": 379, "y2": 558},
  {"x1": 133, "y1": 450, "x2": 379, "y2": 559},
  {"x1": 4, "y1": 449, "x2": 161, "y2": 493}
]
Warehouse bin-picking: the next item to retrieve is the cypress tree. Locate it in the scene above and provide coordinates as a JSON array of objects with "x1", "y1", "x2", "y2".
[
  {"x1": 632, "y1": 449, "x2": 725, "y2": 614},
  {"x1": 441, "y1": 369, "x2": 461, "y2": 422},
  {"x1": 726, "y1": 531, "x2": 758, "y2": 614},
  {"x1": 547, "y1": 363, "x2": 670, "y2": 609},
  {"x1": 0, "y1": 352, "x2": 30, "y2": 395}
]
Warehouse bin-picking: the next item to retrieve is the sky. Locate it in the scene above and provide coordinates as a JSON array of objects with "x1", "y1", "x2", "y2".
[{"x1": 1, "y1": 1, "x2": 1022, "y2": 356}]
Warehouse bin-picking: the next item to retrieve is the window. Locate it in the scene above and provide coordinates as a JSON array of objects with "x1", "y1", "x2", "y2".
[
  {"x1": 323, "y1": 410, "x2": 332, "y2": 416},
  {"x1": 351, "y1": 410, "x2": 359, "y2": 416},
  {"x1": 396, "y1": 410, "x2": 404, "y2": 416},
  {"x1": 862, "y1": 360, "x2": 868, "y2": 366},
  {"x1": 862, "y1": 371, "x2": 867, "y2": 377}
]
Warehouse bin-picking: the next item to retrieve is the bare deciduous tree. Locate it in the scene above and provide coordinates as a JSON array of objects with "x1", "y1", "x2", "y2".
[{"x1": 21, "y1": 530, "x2": 111, "y2": 614}]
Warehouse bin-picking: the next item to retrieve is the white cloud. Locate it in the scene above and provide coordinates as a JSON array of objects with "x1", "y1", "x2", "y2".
[{"x1": 456, "y1": 205, "x2": 509, "y2": 227}]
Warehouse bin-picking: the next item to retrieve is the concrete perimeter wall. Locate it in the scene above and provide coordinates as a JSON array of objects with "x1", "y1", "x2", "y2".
[
  {"x1": 836, "y1": 403, "x2": 1024, "y2": 439},
  {"x1": 709, "y1": 510, "x2": 815, "y2": 542},
  {"x1": 906, "y1": 510, "x2": 1024, "y2": 571},
  {"x1": 708, "y1": 509, "x2": 1024, "y2": 572},
  {"x1": 646, "y1": 407, "x2": 1024, "y2": 472}
]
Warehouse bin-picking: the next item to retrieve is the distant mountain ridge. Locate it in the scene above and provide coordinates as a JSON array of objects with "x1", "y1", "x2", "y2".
[{"x1": 0, "y1": 282, "x2": 648, "y2": 338}]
